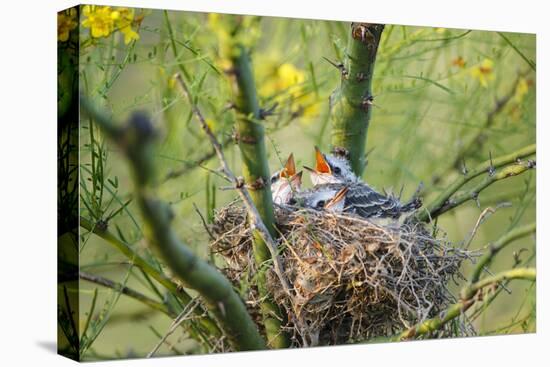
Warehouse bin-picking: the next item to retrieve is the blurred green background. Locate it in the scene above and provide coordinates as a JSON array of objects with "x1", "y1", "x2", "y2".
[{"x1": 73, "y1": 6, "x2": 535, "y2": 360}]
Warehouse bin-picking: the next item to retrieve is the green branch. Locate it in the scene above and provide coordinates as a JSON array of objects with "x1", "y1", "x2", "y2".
[
  {"x1": 212, "y1": 15, "x2": 290, "y2": 348},
  {"x1": 395, "y1": 267, "x2": 535, "y2": 340},
  {"x1": 176, "y1": 56, "x2": 291, "y2": 347},
  {"x1": 467, "y1": 222, "x2": 536, "y2": 289},
  {"x1": 79, "y1": 216, "x2": 221, "y2": 339},
  {"x1": 330, "y1": 23, "x2": 385, "y2": 177},
  {"x1": 418, "y1": 144, "x2": 535, "y2": 222},
  {"x1": 80, "y1": 97, "x2": 266, "y2": 351},
  {"x1": 79, "y1": 271, "x2": 173, "y2": 316},
  {"x1": 429, "y1": 161, "x2": 535, "y2": 219}
]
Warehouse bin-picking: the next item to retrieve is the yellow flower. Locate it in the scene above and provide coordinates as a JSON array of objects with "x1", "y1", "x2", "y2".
[
  {"x1": 114, "y1": 7, "x2": 140, "y2": 44},
  {"x1": 81, "y1": 6, "x2": 140, "y2": 44},
  {"x1": 470, "y1": 58, "x2": 495, "y2": 87},
  {"x1": 513, "y1": 77, "x2": 530, "y2": 103},
  {"x1": 58, "y1": 8, "x2": 78, "y2": 42},
  {"x1": 82, "y1": 5, "x2": 115, "y2": 38},
  {"x1": 258, "y1": 61, "x2": 321, "y2": 121},
  {"x1": 260, "y1": 63, "x2": 306, "y2": 98}
]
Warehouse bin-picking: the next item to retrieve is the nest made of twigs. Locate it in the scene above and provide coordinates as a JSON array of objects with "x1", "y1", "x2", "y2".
[{"x1": 210, "y1": 200, "x2": 473, "y2": 347}]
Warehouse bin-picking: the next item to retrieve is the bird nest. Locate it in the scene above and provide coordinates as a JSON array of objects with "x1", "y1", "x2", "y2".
[{"x1": 210, "y1": 200, "x2": 473, "y2": 347}]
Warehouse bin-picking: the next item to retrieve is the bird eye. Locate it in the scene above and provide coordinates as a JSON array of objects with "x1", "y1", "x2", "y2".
[
  {"x1": 270, "y1": 175, "x2": 277, "y2": 183},
  {"x1": 333, "y1": 166, "x2": 341, "y2": 175},
  {"x1": 316, "y1": 200, "x2": 325, "y2": 209}
]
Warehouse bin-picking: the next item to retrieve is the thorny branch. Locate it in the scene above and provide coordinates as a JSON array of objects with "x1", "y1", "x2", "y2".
[
  {"x1": 175, "y1": 73, "x2": 292, "y2": 299},
  {"x1": 395, "y1": 267, "x2": 535, "y2": 340},
  {"x1": 80, "y1": 96, "x2": 266, "y2": 351},
  {"x1": 395, "y1": 223, "x2": 535, "y2": 340},
  {"x1": 418, "y1": 144, "x2": 535, "y2": 222},
  {"x1": 79, "y1": 216, "x2": 221, "y2": 338}
]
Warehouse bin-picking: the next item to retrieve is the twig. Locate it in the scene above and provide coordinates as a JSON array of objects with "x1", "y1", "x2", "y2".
[
  {"x1": 417, "y1": 144, "x2": 535, "y2": 222},
  {"x1": 147, "y1": 299, "x2": 200, "y2": 358},
  {"x1": 80, "y1": 96, "x2": 266, "y2": 351},
  {"x1": 161, "y1": 135, "x2": 233, "y2": 183},
  {"x1": 193, "y1": 203, "x2": 215, "y2": 240},
  {"x1": 468, "y1": 222, "x2": 536, "y2": 285},
  {"x1": 79, "y1": 216, "x2": 221, "y2": 338},
  {"x1": 175, "y1": 74, "x2": 292, "y2": 299},
  {"x1": 429, "y1": 160, "x2": 535, "y2": 219},
  {"x1": 395, "y1": 267, "x2": 535, "y2": 340},
  {"x1": 79, "y1": 271, "x2": 172, "y2": 316},
  {"x1": 469, "y1": 251, "x2": 534, "y2": 321}
]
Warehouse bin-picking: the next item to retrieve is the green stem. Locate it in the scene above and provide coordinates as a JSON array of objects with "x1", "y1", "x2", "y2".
[
  {"x1": 330, "y1": 23, "x2": 385, "y2": 177},
  {"x1": 469, "y1": 223, "x2": 536, "y2": 285},
  {"x1": 80, "y1": 98, "x2": 266, "y2": 351},
  {"x1": 79, "y1": 216, "x2": 221, "y2": 338},
  {"x1": 395, "y1": 267, "x2": 536, "y2": 340},
  {"x1": 163, "y1": 10, "x2": 191, "y2": 82},
  {"x1": 228, "y1": 44, "x2": 290, "y2": 349},
  {"x1": 79, "y1": 271, "x2": 173, "y2": 316},
  {"x1": 418, "y1": 144, "x2": 536, "y2": 222},
  {"x1": 430, "y1": 161, "x2": 535, "y2": 218}
]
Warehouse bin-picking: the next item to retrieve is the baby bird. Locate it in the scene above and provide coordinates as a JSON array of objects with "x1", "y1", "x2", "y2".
[
  {"x1": 270, "y1": 153, "x2": 303, "y2": 205},
  {"x1": 304, "y1": 146, "x2": 358, "y2": 185},
  {"x1": 304, "y1": 147, "x2": 422, "y2": 219},
  {"x1": 294, "y1": 185, "x2": 349, "y2": 213}
]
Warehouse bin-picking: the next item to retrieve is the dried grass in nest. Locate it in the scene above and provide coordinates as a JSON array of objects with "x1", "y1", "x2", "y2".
[{"x1": 210, "y1": 200, "x2": 474, "y2": 347}]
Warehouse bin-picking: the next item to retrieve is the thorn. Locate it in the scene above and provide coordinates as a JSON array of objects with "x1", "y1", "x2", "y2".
[
  {"x1": 461, "y1": 157, "x2": 468, "y2": 176},
  {"x1": 222, "y1": 101, "x2": 236, "y2": 113},
  {"x1": 96, "y1": 219, "x2": 108, "y2": 232},
  {"x1": 471, "y1": 192, "x2": 480, "y2": 208},
  {"x1": 331, "y1": 146, "x2": 350, "y2": 159},
  {"x1": 488, "y1": 151, "x2": 496, "y2": 176},
  {"x1": 356, "y1": 72, "x2": 367, "y2": 82},
  {"x1": 361, "y1": 95, "x2": 375, "y2": 111},
  {"x1": 259, "y1": 102, "x2": 278, "y2": 119},
  {"x1": 322, "y1": 56, "x2": 348, "y2": 79}
]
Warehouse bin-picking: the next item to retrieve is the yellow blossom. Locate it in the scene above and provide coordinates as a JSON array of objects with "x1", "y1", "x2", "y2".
[
  {"x1": 260, "y1": 63, "x2": 306, "y2": 98},
  {"x1": 259, "y1": 61, "x2": 321, "y2": 121},
  {"x1": 82, "y1": 5, "x2": 115, "y2": 38},
  {"x1": 58, "y1": 8, "x2": 78, "y2": 42},
  {"x1": 470, "y1": 58, "x2": 495, "y2": 88},
  {"x1": 115, "y1": 7, "x2": 140, "y2": 44},
  {"x1": 81, "y1": 5, "x2": 140, "y2": 44},
  {"x1": 513, "y1": 77, "x2": 530, "y2": 103}
]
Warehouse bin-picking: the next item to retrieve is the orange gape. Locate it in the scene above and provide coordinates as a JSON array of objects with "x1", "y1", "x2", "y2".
[
  {"x1": 280, "y1": 153, "x2": 296, "y2": 178},
  {"x1": 325, "y1": 187, "x2": 349, "y2": 210},
  {"x1": 315, "y1": 147, "x2": 331, "y2": 174}
]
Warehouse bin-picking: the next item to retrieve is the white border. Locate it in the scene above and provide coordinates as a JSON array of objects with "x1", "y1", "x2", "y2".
[{"x1": 1, "y1": 1, "x2": 545, "y2": 366}]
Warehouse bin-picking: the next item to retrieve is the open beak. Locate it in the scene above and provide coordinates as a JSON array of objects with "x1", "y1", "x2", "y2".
[
  {"x1": 314, "y1": 146, "x2": 331, "y2": 174},
  {"x1": 303, "y1": 165, "x2": 315, "y2": 173},
  {"x1": 324, "y1": 187, "x2": 348, "y2": 210},
  {"x1": 280, "y1": 153, "x2": 296, "y2": 178}
]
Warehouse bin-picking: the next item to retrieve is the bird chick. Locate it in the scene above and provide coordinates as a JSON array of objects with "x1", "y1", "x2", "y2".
[
  {"x1": 304, "y1": 147, "x2": 422, "y2": 218},
  {"x1": 270, "y1": 153, "x2": 303, "y2": 205},
  {"x1": 304, "y1": 146, "x2": 358, "y2": 185}
]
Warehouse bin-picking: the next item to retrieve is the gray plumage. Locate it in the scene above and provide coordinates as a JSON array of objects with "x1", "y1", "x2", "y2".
[{"x1": 293, "y1": 183, "x2": 421, "y2": 219}]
